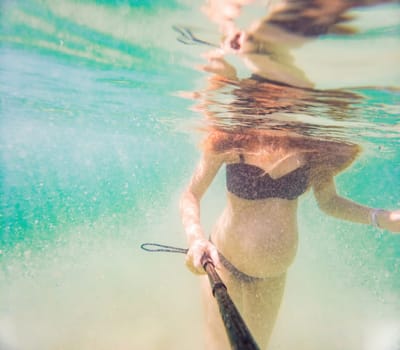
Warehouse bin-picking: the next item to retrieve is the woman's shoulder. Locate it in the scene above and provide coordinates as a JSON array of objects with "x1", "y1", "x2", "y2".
[
  {"x1": 305, "y1": 139, "x2": 361, "y2": 176},
  {"x1": 203, "y1": 148, "x2": 237, "y2": 164},
  {"x1": 313, "y1": 140, "x2": 360, "y2": 160}
]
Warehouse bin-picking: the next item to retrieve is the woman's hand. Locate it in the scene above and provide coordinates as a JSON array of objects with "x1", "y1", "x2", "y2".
[
  {"x1": 377, "y1": 209, "x2": 400, "y2": 233},
  {"x1": 185, "y1": 238, "x2": 220, "y2": 275}
]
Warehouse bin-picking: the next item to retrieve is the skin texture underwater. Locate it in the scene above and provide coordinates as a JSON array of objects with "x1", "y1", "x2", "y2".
[{"x1": 179, "y1": 0, "x2": 400, "y2": 349}]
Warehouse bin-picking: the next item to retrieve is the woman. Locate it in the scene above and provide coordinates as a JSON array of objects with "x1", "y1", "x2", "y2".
[
  {"x1": 178, "y1": 2, "x2": 400, "y2": 348},
  {"x1": 179, "y1": 126, "x2": 400, "y2": 349}
]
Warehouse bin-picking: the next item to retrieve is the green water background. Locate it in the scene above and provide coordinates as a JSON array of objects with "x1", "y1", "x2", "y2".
[{"x1": 1, "y1": 1, "x2": 399, "y2": 349}]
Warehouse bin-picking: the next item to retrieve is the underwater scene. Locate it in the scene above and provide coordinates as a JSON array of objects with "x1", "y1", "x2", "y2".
[{"x1": 1, "y1": 0, "x2": 400, "y2": 349}]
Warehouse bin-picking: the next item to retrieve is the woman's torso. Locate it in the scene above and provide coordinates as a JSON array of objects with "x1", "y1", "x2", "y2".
[{"x1": 211, "y1": 147, "x2": 311, "y2": 277}]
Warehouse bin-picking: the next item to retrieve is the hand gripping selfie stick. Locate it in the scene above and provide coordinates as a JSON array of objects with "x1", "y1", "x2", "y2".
[{"x1": 141, "y1": 243, "x2": 260, "y2": 350}]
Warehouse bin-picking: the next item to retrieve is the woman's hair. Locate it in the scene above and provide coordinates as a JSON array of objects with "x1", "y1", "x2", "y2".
[{"x1": 202, "y1": 128, "x2": 361, "y2": 180}]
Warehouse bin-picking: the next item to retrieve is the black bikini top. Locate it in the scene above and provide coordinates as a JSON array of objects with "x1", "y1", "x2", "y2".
[{"x1": 226, "y1": 154, "x2": 310, "y2": 200}]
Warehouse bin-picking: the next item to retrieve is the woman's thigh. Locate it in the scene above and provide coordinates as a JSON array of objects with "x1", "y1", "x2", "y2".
[
  {"x1": 200, "y1": 275, "x2": 231, "y2": 350},
  {"x1": 199, "y1": 253, "x2": 286, "y2": 349},
  {"x1": 241, "y1": 273, "x2": 287, "y2": 349}
]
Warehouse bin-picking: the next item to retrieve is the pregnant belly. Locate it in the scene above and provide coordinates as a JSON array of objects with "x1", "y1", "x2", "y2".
[{"x1": 213, "y1": 201, "x2": 299, "y2": 277}]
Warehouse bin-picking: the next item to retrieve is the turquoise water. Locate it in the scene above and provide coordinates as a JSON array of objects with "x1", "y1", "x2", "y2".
[{"x1": 1, "y1": 1, "x2": 400, "y2": 349}]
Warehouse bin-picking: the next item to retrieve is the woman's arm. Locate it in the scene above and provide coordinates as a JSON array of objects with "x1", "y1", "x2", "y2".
[
  {"x1": 313, "y1": 175, "x2": 400, "y2": 233},
  {"x1": 180, "y1": 151, "x2": 225, "y2": 273}
]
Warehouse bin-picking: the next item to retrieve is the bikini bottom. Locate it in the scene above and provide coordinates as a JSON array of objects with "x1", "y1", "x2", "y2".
[
  {"x1": 217, "y1": 250, "x2": 264, "y2": 284},
  {"x1": 209, "y1": 236, "x2": 265, "y2": 283}
]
